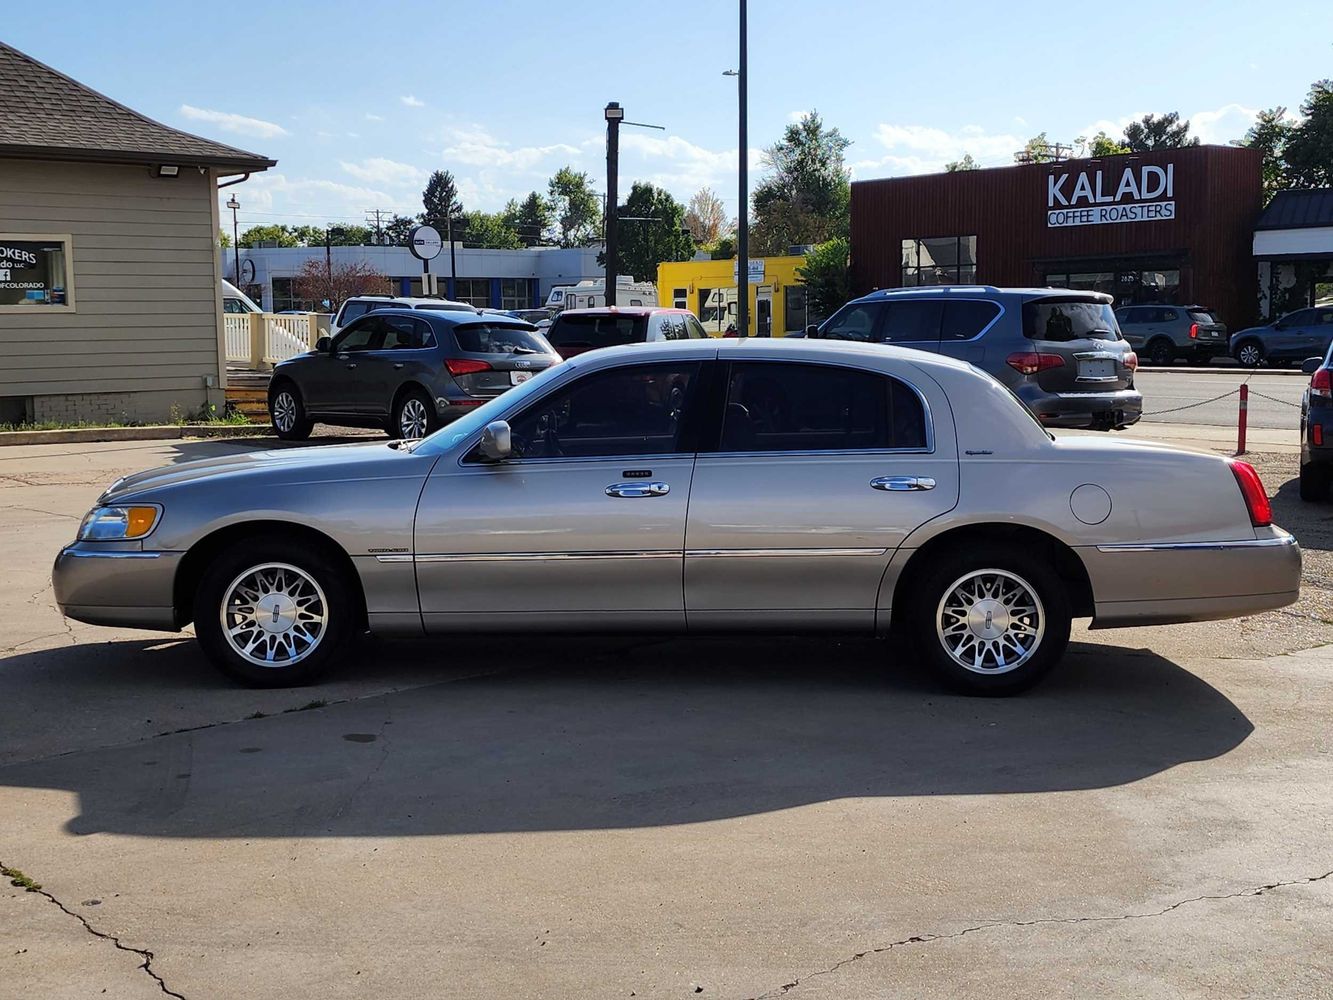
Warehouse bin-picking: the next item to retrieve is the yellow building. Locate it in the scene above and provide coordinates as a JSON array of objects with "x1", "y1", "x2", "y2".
[{"x1": 657, "y1": 255, "x2": 810, "y2": 337}]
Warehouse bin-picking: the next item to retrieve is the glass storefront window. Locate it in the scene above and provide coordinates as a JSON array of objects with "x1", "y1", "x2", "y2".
[
  {"x1": 0, "y1": 235, "x2": 74, "y2": 309},
  {"x1": 499, "y1": 278, "x2": 529, "y2": 310},
  {"x1": 453, "y1": 278, "x2": 491, "y2": 307},
  {"x1": 901, "y1": 236, "x2": 977, "y2": 286},
  {"x1": 1043, "y1": 265, "x2": 1182, "y2": 309}
]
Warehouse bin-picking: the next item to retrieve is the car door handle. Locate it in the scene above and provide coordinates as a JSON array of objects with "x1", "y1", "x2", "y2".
[
  {"x1": 605, "y1": 481, "x2": 670, "y2": 498},
  {"x1": 871, "y1": 476, "x2": 936, "y2": 492},
  {"x1": 344, "y1": 363, "x2": 357, "y2": 370},
  {"x1": 393, "y1": 363, "x2": 405, "y2": 370}
]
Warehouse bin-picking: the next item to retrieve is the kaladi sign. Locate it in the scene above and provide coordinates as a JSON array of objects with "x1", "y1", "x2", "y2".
[{"x1": 1046, "y1": 164, "x2": 1175, "y2": 228}]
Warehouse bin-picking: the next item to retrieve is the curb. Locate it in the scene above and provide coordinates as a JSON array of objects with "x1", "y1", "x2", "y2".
[{"x1": 0, "y1": 424, "x2": 274, "y2": 447}]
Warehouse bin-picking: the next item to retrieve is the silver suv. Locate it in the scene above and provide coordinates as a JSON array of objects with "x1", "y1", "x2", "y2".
[
  {"x1": 330, "y1": 294, "x2": 476, "y2": 335},
  {"x1": 1114, "y1": 304, "x2": 1227, "y2": 365},
  {"x1": 810, "y1": 286, "x2": 1142, "y2": 430}
]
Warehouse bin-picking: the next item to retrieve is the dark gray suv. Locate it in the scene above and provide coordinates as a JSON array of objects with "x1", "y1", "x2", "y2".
[
  {"x1": 809, "y1": 286, "x2": 1141, "y2": 430},
  {"x1": 268, "y1": 309, "x2": 560, "y2": 440}
]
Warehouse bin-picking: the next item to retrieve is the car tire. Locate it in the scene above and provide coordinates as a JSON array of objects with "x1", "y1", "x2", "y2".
[
  {"x1": 390, "y1": 388, "x2": 439, "y2": 440},
  {"x1": 907, "y1": 542, "x2": 1072, "y2": 696},
  {"x1": 269, "y1": 383, "x2": 313, "y2": 441},
  {"x1": 1299, "y1": 463, "x2": 1331, "y2": 502},
  {"x1": 193, "y1": 536, "x2": 358, "y2": 687},
  {"x1": 1235, "y1": 341, "x2": 1265, "y2": 368},
  {"x1": 1146, "y1": 339, "x2": 1176, "y2": 366}
]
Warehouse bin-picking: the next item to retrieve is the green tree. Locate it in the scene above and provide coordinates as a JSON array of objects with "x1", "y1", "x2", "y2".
[
  {"x1": 752, "y1": 111, "x2": 851, "y2": 254},
  {"x1": 238, "y1": 224, "x2": 298, "y2": 248},
  {"x1": 547, "y1": 167, "x2": 601, "y2": 247},
  {"x1": 1017, "y1": 132, "x2": 1064, "y2": 163},
  {"x1": 218, "y1": 229, "x2": 231, "y2": 249},
  {"x1": 710, "y1": 232, "x2": 737, "y2": 260},
  {"x1": 1285, "y1": 80, "x2": 1333, "y2": 188},
  {"x1": 606, "y1": 182, "x2": 695, "y2": 283},
  {"x1": 384, "y1": 214, "x2": 418, "y2": 246},
  {"x1": 460, "y1": 210, "x2": 522, "y2": 249},
  {"x1": 1122, "y1": 112, "x2": 1199, "y2": 152},
  {"x1": 1238, "y1": 107, "x2": 1298, "y2": 199},
  {"x1": 1077, "y1": 131, "x2": 1132, "y2": 157},
  {"x1": 502, "y1": 191, "x2": 553, "y2": 247},
  {"x1": 329, "y1": 225, "x2": 373, "y2": 246},
  {"x1": 945, "y1": 153, "x2": 979, "y2": 171},
  {"x1": 798, "y1": 238, "x2": 850, "y2": 319},
  {"x1": 421, "y1": 169, "x2": 463, "y2": 227}
]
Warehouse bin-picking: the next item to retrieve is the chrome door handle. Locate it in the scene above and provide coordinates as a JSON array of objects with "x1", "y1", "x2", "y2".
[
  {"x1": 393, "y1": 363, "x2": 405, "y2": 370},
  {"x1": 345, "y1": 363, "x2": 357, "y2": 370},
  {"x1": 605, "y1": 481, "x2": 670, "y2": 498},
  {"x1": 871, "y1": 476, "x2": 936, "y2": 492}
]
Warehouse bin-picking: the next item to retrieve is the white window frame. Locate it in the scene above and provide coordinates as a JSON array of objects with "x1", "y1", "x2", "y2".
[{"x1": 0, "y1": 232, "x2": 76, "y2": 313}]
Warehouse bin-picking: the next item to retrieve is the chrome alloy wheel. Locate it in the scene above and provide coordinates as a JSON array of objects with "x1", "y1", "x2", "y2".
[
  {"x1": 272, "y1": 390, "x2": 297, "y2": 432},
  {"x1": 220, "y1": 562, "x2": 328, "y2": 667},
  {"x1": 399, "y1": 397, "x2": 429, "y2": 439},
  {"x1": 935, "y1": 568, "x2": 1045, "y2": 675},
  {"x1": 1237, "y1": 343, "x2": 1262, "y2": 367}
]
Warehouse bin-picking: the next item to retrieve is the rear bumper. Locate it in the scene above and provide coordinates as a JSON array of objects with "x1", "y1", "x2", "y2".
[
  {"x1": 1303, "y1": 405, "x2": 1333, "y2": 466},
  {"x1": 1082, "y1": 529, "x2": 1301, "y2": 628},
  {"x1": 53, "y1": 544, "x2": 183, "y2": 631},
  {"x1": 1022, "y1": 388, "x2": 1144, "y2": 429}
]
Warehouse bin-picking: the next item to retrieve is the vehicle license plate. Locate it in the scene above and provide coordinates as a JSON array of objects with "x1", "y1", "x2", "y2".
[
  {"x1": 510, "y1": 370, "x2": 533, "y2": 385},
  {"x1": 1078, "y1": 359, "x2": 1116, "y2": 380}
]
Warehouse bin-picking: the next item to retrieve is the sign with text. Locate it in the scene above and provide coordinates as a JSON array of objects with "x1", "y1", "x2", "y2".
[
  {"x1": 732, "y1": 259, "x2": 765, "y2": 284},
  {"x1": 0, "y1": 239, "x2": 66, "y2": 306},
  {"x1": 1046, "y1": 163, "x2": 1175, "y2": 228}
]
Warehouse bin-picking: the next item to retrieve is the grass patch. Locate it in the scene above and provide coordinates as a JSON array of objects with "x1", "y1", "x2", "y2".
[{"x1": 2, "y1": 864, "x2": 42, "y2": 892}]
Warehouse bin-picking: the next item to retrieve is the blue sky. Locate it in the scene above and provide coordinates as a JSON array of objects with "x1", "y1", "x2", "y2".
[{"x1": 10, "y1": 1, "x2": 1332, "y2": 231}]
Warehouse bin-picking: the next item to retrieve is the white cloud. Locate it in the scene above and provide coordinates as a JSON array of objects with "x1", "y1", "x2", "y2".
[
  {"x1": 787, "y1": 109, "x2": 809, "y2": 123},
  {"x1": 1189, "y1": 103, "x2": 1258, "y2": 144},
  {"x1": 855, "y1": 122, "x2": 1023, "y2": 176},
  {"x1": 179, "y1": 104, "x2": 287, "y2": 140},
  {"x1": 441, "y1": 124, "x2": 580, "y2": 171},
  {"x1": 225, "y1": 172, "x2": 418, "y2": 226},
  {"x1": 365, "y1": 113, "x2": 384, "y2": 122},
  {"x1": 340, "y1": 157, "x2": 427, "y2": 186},
  {"x1": 619, "y1": 133, "x2": 762, "y2": 204},
  {"x1": 400, "y1": 95, "x2": 425, "y2": 108}
]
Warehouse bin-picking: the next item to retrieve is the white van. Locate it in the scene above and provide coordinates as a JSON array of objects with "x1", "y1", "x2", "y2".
[
  {"x1": 545, "y1": 277, "x2": 657, "y2": 311},
  {"x1": 222, "y1": 279, "x2": 262, "y2": 315}
]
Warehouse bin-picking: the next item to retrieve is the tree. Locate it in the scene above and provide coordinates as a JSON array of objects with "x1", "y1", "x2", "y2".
[
  {"x1": 420, "y1": 169, "x2": 463, "y2": 227},
  {"x1": 604, "y1": 182, "x2": 695, "y2": 283},
  {"x1": 1122, "y1": 112, "x2": 1199, "y2": 152},
  {"x1": 1017, "y1": 132, "x2": 1065, "y2": 164},
  {"x1": 218, "y1": 229, "x2": 231, "y2": 249},
  {"x1": 710, "y1": 232, "x2": 737, "y2": 260},
  {"x1": 1076, "y1": 131, "x2": 1132, "y2": 157},
  {"x1": 1239, "y1": 107, "x2": 1298, "y2": 199},
  {"x1": 798, "y1": 238, "x2": 850, "y2": 319},
  {"x1": 502, "y1": 191, "x2": 553, "y2": 247},
  {"x1": 684, "y1": 187, "x2": 728, "y2": 243},
  {"x1": 1285, "y1": 80, "x2": 1333, "y2": 188},
  {"x1": 292, "y1": 257, "x2": 390, "y2": 311},
  {"x1": 751, "y1": 111, "x2": 852, "y2": 253},
  {"x1": 945, "y1": 153, "x2": 979, "y2": 172},
  {"x1": 384, "y1": 214, "x2": 418, "y2": 246},
  {"x1": 461, "y1": 210, "x2": 522, "y2": 249},
  {"x1": 328, "y1": 225, "x2": 373, "y2": 247},
  {"x1": 238, "y1": 224, "x2": 298, "y2": 248},
  {"x1": 547, "y1": 166, "x2": 601, "y2": 247}
]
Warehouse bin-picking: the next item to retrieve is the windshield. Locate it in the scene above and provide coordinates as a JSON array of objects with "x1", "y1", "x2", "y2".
[
  {"x1": 413, "y1": 360, "x2": 573, "y2": 455},
  {"x1": 1023, "y1": 298, "x2": 1121, "y2": 342},
  {"x1": 452, "y1": 322, "x2": 551, "y2": 355},
  {"x1": 546, "y1": 313, "x2": 648, "y2": 350}
]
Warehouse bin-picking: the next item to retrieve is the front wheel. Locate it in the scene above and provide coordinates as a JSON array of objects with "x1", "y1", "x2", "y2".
[
  {"x1": 907, "y1": 543, "x2": 1071, "y2": 695},
  {"x1": 1235, "y1": 341, "x2": 1264, "y2": 368},
  {"x1": 269, "y1": 383, "x2": 313, "y2": 441},
  {"x1": 1146, "y1": 339, "x2": 1175, "y2": 366}
]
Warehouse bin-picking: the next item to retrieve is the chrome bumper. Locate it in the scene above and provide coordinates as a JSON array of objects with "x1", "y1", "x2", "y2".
[{"x1": 53, "y1": 544, "x2": 183, "y2": 631}]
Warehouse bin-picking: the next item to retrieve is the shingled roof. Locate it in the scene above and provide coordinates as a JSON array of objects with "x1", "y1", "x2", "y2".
[
  {"x1": 0, "y1": 41, "x2": 275, "y2": 172},
  {"x1": 1255, "y1": 189, "x2": 1333, "y2": 231}
]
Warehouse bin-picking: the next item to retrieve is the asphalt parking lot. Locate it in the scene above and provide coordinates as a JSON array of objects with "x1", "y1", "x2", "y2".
[{"x1": 2, "y1": 434, "x2": 1331, "y2": 999}]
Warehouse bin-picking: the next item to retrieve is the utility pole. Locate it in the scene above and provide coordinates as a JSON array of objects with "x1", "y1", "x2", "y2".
[
  {"x1": 604, "y1": 102, "x2": 624, "y2": 307},
  {"x1": 736, "y1": 0, "x2": 749, "y2": 338},
  {"x1": 365, "y1": 208, "x2": 389, "y2": 244},
  {"x1": 225, "y1": 195, "x2": 241, "y2": 289}
]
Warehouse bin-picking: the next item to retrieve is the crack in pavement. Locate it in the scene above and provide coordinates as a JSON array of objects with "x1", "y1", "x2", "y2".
[
  {"x1": 3, "y1": 858, "x2": 185, "y2": 999},
  {"x1": 749, "y1": 868, "x2": 1333, "y2": 999}
]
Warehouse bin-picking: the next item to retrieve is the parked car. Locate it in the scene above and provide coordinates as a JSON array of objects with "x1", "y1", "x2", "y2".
[
  {"x1": 221, "y1": 279, "x2": 261, "y2": 315},
  {"x1": 543, "y1": 306, "x2": 710, "y2": 359},
  {"x1": 1114, "y1": 304, "x2": 1227, "y2": 365},
  {"x1": 330, "y1": 294, "x2": 476, "y2": 335},
  {"x1": 808, "y1": 287, "x2": 1141, "y2": 430},
  {"x1": 1299, "y1": 346, "x2": 1333, "y2": 501},
  {"x1": 55, "y1": 338, "x2": 1298, "y2": 695},
  {"x1": 267, "y1": 308, "x2": 559, "y2": 441},
  {"x1": 1230, "y1": 306, "x2": 1333, "y2": 367},
  {"x1": 505, "y1": 308, "x2": 556, "y2": 330}
]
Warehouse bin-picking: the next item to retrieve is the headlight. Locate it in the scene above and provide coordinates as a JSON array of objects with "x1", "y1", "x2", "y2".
[{"x1": 77, "y1": 505, "x2": 161, "y2": 541}]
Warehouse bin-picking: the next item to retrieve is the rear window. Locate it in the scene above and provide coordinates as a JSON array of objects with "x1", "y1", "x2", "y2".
[
  {"x1": 338, "y1": 301, "x2": 373, "y2": 325},
  {"x1": 1023, "y1": 298, "x2": 1121, "y2": 342},
  {"x1": 451, "y1": 323, "x2": 551, "y2": 355},
  {"x1": 546, "y1": 313, "x2": 648, "y2": 350},
  {"x1": 1188, "y1": 310, "x2": 1217, "y2": 325}
]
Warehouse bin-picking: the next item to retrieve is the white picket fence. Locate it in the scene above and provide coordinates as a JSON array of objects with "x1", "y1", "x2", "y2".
[
  {"x1": 223, "y1": 315, "x2": 250, "y2": 362},
  {"x1": 224, "y1": 313, "x2": 331, "y2": 369}
]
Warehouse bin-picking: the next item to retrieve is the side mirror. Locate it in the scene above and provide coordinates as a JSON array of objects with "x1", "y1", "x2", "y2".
[
  {"x1": 315, "y1": 336, "x2": 332, "y2": 353},
  {"x1": 805, "y1": 324, "x2": 820, "y2": 338},
  {"x1": 1301, "y1": 357, "x2": 1324, "y2": 375},
  {"x1": 478, "y1": 420, "x2": 512, "y2": 462}
]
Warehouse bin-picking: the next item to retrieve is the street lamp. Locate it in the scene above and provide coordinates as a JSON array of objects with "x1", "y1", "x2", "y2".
[
  {"x1": 225, "y1": 194, "x2": 241, "y2": 290},
  {"x1": 735, "y1": 0, "x2": 749, "y2": 337},
  {"x1": 604, "y1": 102, "x2": 625, "y2": 306}
]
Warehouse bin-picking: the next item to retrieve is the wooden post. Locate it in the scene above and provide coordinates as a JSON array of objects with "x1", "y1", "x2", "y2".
[
  {"x1": 307, "y1": 312, "x2": 319, "y2": 348},
  {"x1": 248, "y1": 313, "x2": 265, "y2": 371}
]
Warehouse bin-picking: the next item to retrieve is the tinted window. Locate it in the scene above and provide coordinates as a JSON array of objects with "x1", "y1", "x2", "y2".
[
  {"x1": 223, "y1": 297, "x2": 249, "y2": 314},
  {"x1": 819, "y1": 302, "x2": 882, "y2": 341},
  {"x1": 338, "y1": 302, "x2": 373, "y2": 326},
  {"x1": 1116, "y1": 307, "x2": 1143, "y2": 325},
  {"x1": 451, "y1": 322, "x2": 551, "y2": 355},
  {"x1": 1023, "y1": 298, "x2": 1121, "y2": 342},
  {"x1": 684, "y1": 315, "x2": 710, "y2": 339},
  {"x1": 1281, "y1": 309, "x2": 1315, "y2": 327},
  {"x1": 381, "y1": 316, "x2": 430, "y2": 350},
  {"x1": 880, "y1": 301, "x2": 941, "y2": 343},
  {"x1": 940, "y1": 300, "x2": 1000, "y2": 341},
  {"x1": 333, "y1": 317, "x2": 381, "y2": 352},
  {"x1": 1317, "y1": 310, "x2": 1333, "y2": 325},
  {"x1": 415, "y1": 302, "x2": 475, "y2": 313},
  {"x1": 505, "y1": 362, "x2": 699, "y2": 459},
  {"x1": 1187, "y1": 310, "x2": 1216, "y2": 325},
  {"x1": 657, "y1": 314, "x2": 692, "y2": 341},
  {"x1": 546, "y1": 313, "x2": 648, "y2": 351},
  {"x1": 719, "y1": 362, "x2": 927, "y2": 453}
]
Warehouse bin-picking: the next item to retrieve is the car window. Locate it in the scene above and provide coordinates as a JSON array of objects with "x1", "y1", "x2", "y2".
[
  {"x1": 334, "y1": 317, "x2": 383, "y2": 352},
  {"x1": 684, "y1": 315, "x2": 709, "y2": 339},
  {"x1": 940, "y1": 300, "x2": 999, "y2": 341},
  {"x1": 223, "y1": 297, "x2": 250, "y2": 314},
  {"x1": 380, "y1": 315, "x2": 429, "y2": 350},
  {"x1": 338, "y1": 301, "x2": 372, "y2": 326},
  {"x1": 1023, "y1": 298, "x2": 1121, "y2": 342},
  {"x1": 1280, "y1": 309, "x2": 1315, "y2": 328},
  {"x1": 879, "y1": 301, "x2": 942, "y2": 343},
  {"x1": 819, "y1": 302, "x2": 883, "y2": 342},
  {"x1": 545, "y1": 313, "x2": 648, "y2": 351},
  {"x1": 451, "y1": 322, "x2": 551, "y2": 354},
  {"x1": 1318, "y1": 310, "x2": 1333, "y2": 326},
  {"x1": 1187, "y1": 310, "x2": 1216, "y2": 325},
  {"x1": 659, "y1": 314, "x2": 692, "y2": 341},
  {"x1": 718, "y1": 362, "x2": 927, "y2": 453},
  {"x1": 370, "y1": 300, "x2": 408, "y2": 313},
  {"x1": 504, "y1": 362, "x2": 700, "y2": 459}
]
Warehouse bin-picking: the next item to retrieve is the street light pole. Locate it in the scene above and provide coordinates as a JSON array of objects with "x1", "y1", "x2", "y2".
[
  {"x1": 736, "y1": 0, "x2": 749, "y2": 338},
  {"x1": 226, "y1": 194, "x2": 241, "y2": 288},
  {"x1": 604, "y1": 102, "x2": 624, "y2": 308}
]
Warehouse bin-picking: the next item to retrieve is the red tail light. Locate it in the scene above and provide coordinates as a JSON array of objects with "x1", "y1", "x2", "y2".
[
  {"x1": 1005, "y1": 352, "x2": 1065, "y2": 376},
  {"x1": 1188, "y1": 322, "x2": 1199, "y2": 339},
  {"x1": 446, "y1": 358, "x2": 491, "y2": 376},
  {"x1": 1312, "y1": 367, "x2": 1331, "y2": 399},
  {"x1": 1125, "y1": 351, "x2": 1139, "y2": 371},
  {"x1": 1228, "y1": 460, "x2": 1272, "y2": 528}
]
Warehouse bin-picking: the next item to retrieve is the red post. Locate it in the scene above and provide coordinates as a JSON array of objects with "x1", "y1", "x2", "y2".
[{"x1": 1237, "y1": 383, "x2": 1249, "y2": 455}]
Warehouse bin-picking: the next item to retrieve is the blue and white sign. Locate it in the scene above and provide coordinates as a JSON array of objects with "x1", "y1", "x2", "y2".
[{"x1": 1046, "y1": 164, "x2": 1175, "y2": 228}]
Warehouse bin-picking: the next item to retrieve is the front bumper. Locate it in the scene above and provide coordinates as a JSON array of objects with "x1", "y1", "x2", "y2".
[
  {"x1": 53, "y1": 543, "x2": 183, "y2": 631},
  {"x1": 1022, "y1": 388, "x2": 1144, "y2": 430}
]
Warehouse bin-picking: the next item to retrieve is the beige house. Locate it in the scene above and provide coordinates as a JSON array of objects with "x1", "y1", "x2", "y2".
[{"x1": 0, "y1": 42, "x2": 273, "y2": 425}]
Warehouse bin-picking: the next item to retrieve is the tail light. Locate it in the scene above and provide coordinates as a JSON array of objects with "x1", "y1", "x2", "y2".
[
  {"x1": 1124, "y1": 352, "x2": 1138, "y2": 371},
  {"x1": 1228, "y1": 460, "x2": 1272, "y2": 528},
  {"x1": 1005, "y1": 352, "x2": 1065, "y2": 376},
  {"x1": 1188, "y1": 323, "x2": 1199, "y2": 339},
  {"x1": 1312, "y1": 367, "x2": 1331, "y2": 399},
  {"x1": 446, "y1": 358, "x2": 491, "y2": 377}
]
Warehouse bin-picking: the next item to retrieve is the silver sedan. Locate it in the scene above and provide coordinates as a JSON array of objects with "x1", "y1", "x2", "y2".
[{"x1": 53, "y1": 339, "x2": 1301, "y2": 694}]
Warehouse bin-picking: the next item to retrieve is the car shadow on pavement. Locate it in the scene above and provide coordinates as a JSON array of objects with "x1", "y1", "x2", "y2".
[
  {"x1": 1271, "y1": 475, "x2": 1333, "y2": 552},
  {"x1": 0, "y1": 634, "x2": 1253, "y2": 838}
]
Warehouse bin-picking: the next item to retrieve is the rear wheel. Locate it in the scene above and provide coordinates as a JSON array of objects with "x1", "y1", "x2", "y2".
[
  {"x1": 390, "y1": 388, "x2": 438, "y2": 440},
  {"x1": 1235, "y1": 341, "x2": 1264, "y2": 368},
  {"x1": 907, "y1": 543, "x2": 1071, "y2": 695},
  {"x1": 269, "y1": 383, "x2": 313, "y2": 441},
  {"x1": 1299, "y1": 462, "x2": 1331, "y2": 502},
  {"x1": 1146, "y1": 339, "x2": 1176, "y2": 366}
]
